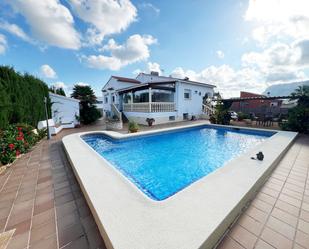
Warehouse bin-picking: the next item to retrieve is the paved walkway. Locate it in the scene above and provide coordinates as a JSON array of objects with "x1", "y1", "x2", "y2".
[
  {"x1": 218, "y1": 135, "x2": 309, "y2": 249},
  {"x1": 0, "y1": 122, "x2": 106, "y2": 249},
  {"x1": 0, "y1": 121, "x2": 308, "y2": 249}
]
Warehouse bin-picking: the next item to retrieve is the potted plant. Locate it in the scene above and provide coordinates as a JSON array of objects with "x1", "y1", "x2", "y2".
[
  {"x1": 146, "y1": 118, "x2": 155, "y2": 127},
  {"x1": 128, "y1": 121, "x2": 139, "y2": 133}
]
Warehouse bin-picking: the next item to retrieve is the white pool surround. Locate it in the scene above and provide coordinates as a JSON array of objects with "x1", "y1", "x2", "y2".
[{"x1": 62, "y1": 123, "x2": 297, "y2": 249}]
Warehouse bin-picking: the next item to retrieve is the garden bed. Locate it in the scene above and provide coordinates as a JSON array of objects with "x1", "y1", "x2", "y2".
[{"x1": 0, "y1": 124, "x2": 46, "y2": 167}]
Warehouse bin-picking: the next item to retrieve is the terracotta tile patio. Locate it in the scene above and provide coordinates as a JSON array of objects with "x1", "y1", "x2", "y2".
[
  {"x1": 0, "y1": 122, "x2": 106, "y2": 249},
  {"x1": 0, "y1": 120, "x2": 308, "y2": 249},
  {"x1": 218, "y1": 135, "x2": 309, "y2": 249}
]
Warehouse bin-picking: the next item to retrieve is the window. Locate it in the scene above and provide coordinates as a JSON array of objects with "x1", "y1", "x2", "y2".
[
  {"x1": 133, "y1": 90, "x2": 149, "y2": 103},
  {"x1": 123, "y1": 93, "x2": 132, "y2": 103},
  {"x1": 104, "y1": 96, "x2": 108, "y2": 104},
  {"x1": 152, "y1": 90, "x2": 174, "y2": 102},
  {"x1": 183, "y1": 113, "x2": 189, "y2": 120},
  {"x1": 184, "y1": 89, "x2": 191, "y2": 99},
  {"x1": 169, "y1": 116, "x2": 175, "y2": 121},
  {"x1": 112, "y1": 95, "x2": 115, "y2": 103}
]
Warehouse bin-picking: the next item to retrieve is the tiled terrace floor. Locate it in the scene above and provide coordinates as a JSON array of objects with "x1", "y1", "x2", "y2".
[
  {"x1": 0, "y1": 121, "x2": 308, "y2": 249},
  {"x1": 218, "y1": 135, "x2": 309, "y2": 249},
  {"x1": 0, "y1": 122, "x2": 106, "y2": 249}
]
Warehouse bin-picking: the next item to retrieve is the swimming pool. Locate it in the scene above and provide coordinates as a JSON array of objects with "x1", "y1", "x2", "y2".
[{"x1": 82, "y1": 126, "x2": 274, "y2": 201}]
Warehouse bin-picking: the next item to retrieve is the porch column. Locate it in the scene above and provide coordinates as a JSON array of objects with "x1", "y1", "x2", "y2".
[
  {"x1": 149, "y1": 87, "x2": 152, "y2": 113},
  {"x1": 130, "y1": 91, "x2": 133, "y2": 112}
]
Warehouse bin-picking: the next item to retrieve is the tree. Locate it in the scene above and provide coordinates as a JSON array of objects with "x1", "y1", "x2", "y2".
[
  {"x1": 281, "y1": 85, "x2": 309, "y2": 133},
  {"x1": 71, "y1": 85, "x2": 101, "y2": 124},
  {"x1": 49, "y1": 86, "x2": 66, "y2": 96},
  {"x1": 0, "y1": 66, "x2": 50, "y2": 128}
]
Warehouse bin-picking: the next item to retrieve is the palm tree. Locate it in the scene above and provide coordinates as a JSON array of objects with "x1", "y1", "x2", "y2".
[{"x1": 291, "y1": 85, "x2": 309, "y2": 107}]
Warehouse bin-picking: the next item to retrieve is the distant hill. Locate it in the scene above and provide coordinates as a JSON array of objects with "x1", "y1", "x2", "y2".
[{"x1": 263, "y1": 80, "x2": 309, "y2": 97}]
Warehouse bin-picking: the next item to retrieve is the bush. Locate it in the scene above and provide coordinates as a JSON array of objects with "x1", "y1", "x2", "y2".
[
  {"x1": 128, "y1": 121, "x2": 139, "y2": 133},
  {"x1": 281, "y1": 86, "x2": 309, "y2": 133},
  {"x1": 281, "y1": 106, "x2": 309, "y2": 133},
  {"x1": 0, "y1": 124, "x2": 45, "y2": 165},
  {"x1": 237, "y1": 112, "x2": 250, "y2": 121},
  {"x1": 0, "y1": 66, "x2": 51, "y2": 129},
  {"x1": 211, "y1": 102, "x2": 231, "y2": 125}
]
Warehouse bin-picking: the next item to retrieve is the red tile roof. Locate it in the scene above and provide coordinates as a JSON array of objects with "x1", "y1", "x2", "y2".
[{"x1": 112, "y1": 76, "x2": 141, "y2": 84}]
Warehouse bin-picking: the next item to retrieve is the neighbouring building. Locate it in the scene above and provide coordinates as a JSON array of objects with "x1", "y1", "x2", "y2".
[
  {"x1": 101, "y1": 72, "x2": 216, "y2": 125},
  {"x1": 230, "y1": 91, "x2": 296, "y2": 117},
  {"x1": 43, "y1": 93, "x2": 80, "y2": 135}
]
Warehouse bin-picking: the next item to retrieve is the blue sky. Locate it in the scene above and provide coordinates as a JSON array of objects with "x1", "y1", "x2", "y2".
[{"x1": 0, "y1": 0, "x2": 309, "y2": 97}]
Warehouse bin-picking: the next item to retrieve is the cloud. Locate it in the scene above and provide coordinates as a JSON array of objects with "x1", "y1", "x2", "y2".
[
  {"x1": 52, "y1": 81, "x2": 67, "y2": 89},
  {"x1": 133, "y1": 62, "x2": 162, "y2": 75},
  {"x1": 84, "y1": 34, "x2": 157, "y2": 70},
  {"x1": 0, "y1": 34, "x2": 7, "y2": 54},
  {"x1": 241, "y1": 40, "x2": 309, "y2": 83},
  {"x1": 139, "y1": 3, "x2": 160, "y2": 15},
  {"x1": 68, "y1": 0, "x2": 137, "y2": 46},
  {"x1": 75, "y1": 82, "x2": 90, "y2": 86},
  {"x1": 0, "y1": 22, "x2": 32, "y2": 43},
  {"x1": 171, "y1": 65, "x2": 264, "y2": 98},
  {"x1": 40, "y1": 64, "x2": 57, "y2": 79},
  {"x1": 147, "y1": 62, "x2": 161, "y2": 73},
  {"x1": 245, "y1": 0, "x2": 309, "y2": 44},
  {"x1": 6, "y1": 0, "x2": 81, "y2": 49},
  {"x1": 216, "y1": 50, "x2": 224, "y2": 59}
]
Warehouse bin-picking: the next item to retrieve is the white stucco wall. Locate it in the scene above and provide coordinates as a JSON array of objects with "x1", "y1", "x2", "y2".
[
  {"x1": 124, "y1": 111, "x2": 180, "y2": 125},
  {"x1": 49, "y1": 93, "x2": 80, "y2": 125},
  {"x1": 136, "y1": 73, "x2": 174, "y2": 83},
  {"x1": 102, "y1": 77, "x2": 139, "y2": 114},
  {"x1": 176, "y1": 82, "x2": 214, "y2": 118}
]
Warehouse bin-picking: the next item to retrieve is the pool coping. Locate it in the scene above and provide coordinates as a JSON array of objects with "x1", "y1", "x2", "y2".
[{"x1": 62, "y1": 123, "x2": 297, "y2": 249}]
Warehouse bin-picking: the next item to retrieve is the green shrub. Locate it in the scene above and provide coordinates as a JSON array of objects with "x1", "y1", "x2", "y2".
[
  {"x1": 211, "y1": 102, "x2": 231, "y2": 125},
  {"x1": 128, "y1": 121, "x2": 139, "y2": 133},
  {"x1": 237, "y1": 112, "x2": 250, "y2": 121},
  {"x1": 0, "y1": 66, "x2": 50, "y2": 129},
  {"x1": 281, "y1": 106, "x2": 309, "y2": 133},
  {"x1": 281, "y1": 86, "x2": 309, "y2": 133}
]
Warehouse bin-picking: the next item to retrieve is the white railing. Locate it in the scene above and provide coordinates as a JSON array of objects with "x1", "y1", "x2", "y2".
[
  {"x1": 123, "y1": 102, "x2": 175, "y2": 112},
  {"x1": 202, "y1": 104, "x2": 214, "y2": 116},
  {"x1": 111, "y1": 104, "x2": 122, "y2": 122}
]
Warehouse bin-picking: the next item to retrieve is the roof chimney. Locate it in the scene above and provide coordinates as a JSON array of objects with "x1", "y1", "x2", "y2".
[
  {"x1": 184, "y1": 77, "x2": 189, "y2": 81},
  {"x1": 150, "y1": 71, "x2": 159, "y2": 76}
]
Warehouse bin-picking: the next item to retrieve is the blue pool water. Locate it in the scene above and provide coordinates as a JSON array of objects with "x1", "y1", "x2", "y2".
[{"x1": 82, "y1": 126, "x2": 274, "y2": 201}]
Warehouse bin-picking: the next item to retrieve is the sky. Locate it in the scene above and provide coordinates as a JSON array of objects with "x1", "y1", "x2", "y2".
[{"x1": 0, "y1": 0, "x2": 309, "y2": 97}]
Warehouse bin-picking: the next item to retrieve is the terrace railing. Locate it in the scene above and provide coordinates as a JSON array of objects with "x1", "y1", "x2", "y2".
[{"x1": 123, "y1": 102, "x2": 175, "y2": 113}]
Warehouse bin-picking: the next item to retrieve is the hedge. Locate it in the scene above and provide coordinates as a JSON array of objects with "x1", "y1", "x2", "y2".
[{"x1": 0, "y1": 66, "x2": 51, "y2": 128}]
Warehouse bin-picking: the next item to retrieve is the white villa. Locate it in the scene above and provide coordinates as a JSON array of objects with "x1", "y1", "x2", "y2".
[{"x1": 102, "y1": 72, "x2": 216, "y2": 125}]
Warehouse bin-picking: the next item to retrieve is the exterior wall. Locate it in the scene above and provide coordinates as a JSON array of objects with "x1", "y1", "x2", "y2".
[
  {"x1": 49, "y1": 93, "x2": 80, "y2": 125},
  {"x1": 175, "y1": 82, "x2": 214, "y2": 118},
  {"x1": 136, "y1": 73, "x2": 174, "y2": 83},
  {"x1": 124, "y1": 112, "x2": 181, "y2": 125},
  {"x1": 102, "y1": 77, "x2": 139, "y2": 115},
  {"x1": 230, "y1": 92, "x2": 283, "y2": 116}
]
